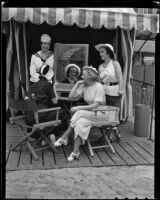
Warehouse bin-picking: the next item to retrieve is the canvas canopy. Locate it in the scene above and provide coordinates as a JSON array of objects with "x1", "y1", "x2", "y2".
[
  {"x1": 2, "y1": 7, "x2": 159, "y2": 33},
  {"x1": 2, "y1": 7, "x2": 159, "y2": 120}
]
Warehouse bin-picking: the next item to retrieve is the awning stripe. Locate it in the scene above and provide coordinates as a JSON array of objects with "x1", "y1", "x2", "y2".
[
  {"x1": 78, "y1": 9, "x2": 86, "y2": 28},
  {"x1": 47, "y1": 8, "x2": 56, "y2": 25},
  {"x1": 2, "y1": 7, "x2": 159, "y2": 33},
  {"x1": 93, "y1": 11, "x2": 101, "y2": 29},
  {"x1": 107, "y1": 12, "x2": 115, "y2": 29},
  {"x1": 64, "y1": 8, "x2": 72, "y2": 26},
  {"x1": 85, "y1": 10, "x2": 93, "y2": 27},
  {"x1": 122, "y1": 13, "x2": 130, "y2": 30},
  {"x1": 56, "y1": 8, "x2": 64, "y2": 24},
  {"x1": 33, "y1": 8, "x2": 41, "y2": 24},
  {"x1": 15, "y1": 8, "x2": 25, "y2": 22}
]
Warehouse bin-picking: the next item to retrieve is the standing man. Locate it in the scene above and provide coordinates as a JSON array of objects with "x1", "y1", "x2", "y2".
[{"x1": 30, "y1": 34, "x2": 54, "y2": 84}]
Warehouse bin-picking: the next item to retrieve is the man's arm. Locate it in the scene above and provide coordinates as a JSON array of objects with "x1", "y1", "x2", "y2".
[{"x1": 30, "y1": 55, "x2": 40, "y2": 82}]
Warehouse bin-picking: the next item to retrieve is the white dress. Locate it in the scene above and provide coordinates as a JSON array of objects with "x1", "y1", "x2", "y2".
[
  {"x1": 70, "y1": 82, "x2": 117, "y2": 140},
  {"x1": 99, "y1": 60, "x2": 119, "y2": 96},
  {"x1": 30, "y1": 50, "x2": 54, "y2": 83}
]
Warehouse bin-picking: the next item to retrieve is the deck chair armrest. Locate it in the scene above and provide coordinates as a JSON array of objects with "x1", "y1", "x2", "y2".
[
  {"x1": 33, "y1": 120, "x2": 61, "y2": 129},
  {"x1": 91, "y1": 121, "x2": 119, "y2": 127},
  {"x1": 9, "y1": 115, "x2": 26, "y2": 123},
  {"x1": 37, "y1": 107, "x2": 61, "y2": 113},
  {"x1": 92, "y1": 106, "x2": 119, "y2": 112}
]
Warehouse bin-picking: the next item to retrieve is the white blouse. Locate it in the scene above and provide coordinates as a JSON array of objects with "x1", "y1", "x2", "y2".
[
  {"x1": 76, "y1": 82, "x2": 106, "y2": 105},
  {"x1": 30, "y1": 50, "x2": 54, "y2": 83},
  {"x1": 98, "y1": 60, "x2": 118, "y2": 85}
]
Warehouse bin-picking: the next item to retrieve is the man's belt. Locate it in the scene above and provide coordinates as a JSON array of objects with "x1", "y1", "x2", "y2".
[{"x1": 109, "y1": 82, "x2": 119, "y2": 86}]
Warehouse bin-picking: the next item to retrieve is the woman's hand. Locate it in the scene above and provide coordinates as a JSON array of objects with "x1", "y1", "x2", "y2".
[
  {"x1": 118, "y1": 90, "x2": 124, "y2": 95},
  {"x1": 76, "y1": 80, "x2": 84, "y2": 87},
  {"x1": 70, "y1": 106, "x2": 81, "y2": 113}
]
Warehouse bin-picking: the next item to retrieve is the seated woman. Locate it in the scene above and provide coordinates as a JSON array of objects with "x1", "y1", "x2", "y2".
[
  {"x1": 62, "y1": 63, "x2": 81, "y2": 84},
  {"x1": 60, "y1": 63, "x2": 85, "y2": 109},
  {"x1": 54, "y1": 66, "x2": 116, "y2": 162},
  {"x1": 26, "y1": 64, "x2": 68, "y2": 145}
]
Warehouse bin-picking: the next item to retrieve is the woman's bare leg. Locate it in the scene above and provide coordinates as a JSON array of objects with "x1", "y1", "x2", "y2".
[
  {"x1": 61, "y1": 125, "x2": 73, "y2": 140},
  {"x1": 73, "y1": 136, "x2": 82, "y2": 154}
]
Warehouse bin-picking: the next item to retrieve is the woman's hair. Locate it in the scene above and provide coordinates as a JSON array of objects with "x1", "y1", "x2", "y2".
[
  {"x1": 103, "y1": 46, "x2": 116, "y2": 60},
  {"x1": 83, "y1": 69, "x2": 98, "y2": 82},
  {"x1": 66, "y1": 66, "x2": 78, "y2": 77}
]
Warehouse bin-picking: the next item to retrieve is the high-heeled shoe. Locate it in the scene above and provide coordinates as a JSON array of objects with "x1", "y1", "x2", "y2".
[
  {"x1": 54, "y1": 137, "x2": 68, "y2": 147},
  {"x1": 67, "y1": 152, "x2": 80, "y2": 162}
]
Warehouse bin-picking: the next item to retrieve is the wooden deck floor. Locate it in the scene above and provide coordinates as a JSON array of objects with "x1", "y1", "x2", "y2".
[{"x1": 6, "y1": 120, "x2": 154, "y2": 171}]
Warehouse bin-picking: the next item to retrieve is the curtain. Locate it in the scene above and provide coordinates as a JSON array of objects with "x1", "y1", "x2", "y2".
[
  {"x1": 113, "y1": 27, "x2": 136, "y2": 120},
  {"x1": 3, "y1": 20, "x2": 29, "y2": 111}
]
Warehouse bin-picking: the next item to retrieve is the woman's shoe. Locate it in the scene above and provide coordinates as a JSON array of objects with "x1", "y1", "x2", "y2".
[
  {"x1": 67, "y1": 152, "x2": 80, "y2": 162},
  {"x1": 54, "y1": 137, "x2": 68, "y2": 147}
]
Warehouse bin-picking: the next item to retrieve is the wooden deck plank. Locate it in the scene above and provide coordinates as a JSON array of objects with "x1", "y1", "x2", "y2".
[
  {"x1": 30, "y1": 150, "x2": 44, "y2": 170},
  {"x1": 105, "y1": 145, "x2": 127, "y2": 165},
  {"x1": 63, "y1": 145, "x2": 81, "y2": 168},
  {"x1": 118, "y1": 141, "x2": 149, "y2": 164},
  {"x1": 112, "y1": 142, "x2": 138, "y2": 165},
  {"x1": 6, "y1": 121, "x2": 155, "y2": 170},
  {"x1": 135, "y1": 140, "x2": 154, "y2": 157},
  {"x1": 18, "y1": 145, "x2": 31, "y2": 170},
  {"x1": 83, "y1": 146, "x2": 103, "y2": 167},
  {"x1": 79, "y1": 146, "x2": 92, "y2": 167},
  {"x1": 95, "y1": 148, "x2": 115, "y2": 166},
  {"x1": 43, "y1": 149, "x2": 56, "y2": 169},
  {"x1": 143, "y1": 140, "x2": 154, "y2": 149},
  {"x1": 126, "y1": 140, "x2": 154, "y2": 164},
  {"x1": 6, "y1": 147, "x2": 20, "y2": 171},
  {"x1": 54, "y1": 146, "x2": 68, "y2": 168}
]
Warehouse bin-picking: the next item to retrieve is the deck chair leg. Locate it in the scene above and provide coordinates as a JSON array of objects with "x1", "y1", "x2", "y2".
[
  {"x1": 87, "y1": 138, "x2": 94, "y2": 157},
  {"x1": 12, "y1": 130, "x2": 35, "y2": 151},
  {"x1": 105, "y1": 135, "x2": 116, "y2": 154},
  {"x1": 26, "y1": 141, "x2": 39, "y2": 160}
]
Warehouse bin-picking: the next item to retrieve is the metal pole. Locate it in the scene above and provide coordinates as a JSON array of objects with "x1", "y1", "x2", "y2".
[{"x1": 148, "y1": 86, "x2": 155, "y2": 141}]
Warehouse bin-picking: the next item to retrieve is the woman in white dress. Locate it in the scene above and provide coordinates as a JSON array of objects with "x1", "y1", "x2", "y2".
[
  {"x1": 30, "y1": 34, "x2": 54, "y2": 84},
  {"x1": 95, "y1": 43, "x2": 124, "y2": 141},
  {"x1": 54, "y1": 66, "x2": 117, "y2": 162},
  {"x1": 95, "y1": 43, "x2": 124, "y2": 96}
]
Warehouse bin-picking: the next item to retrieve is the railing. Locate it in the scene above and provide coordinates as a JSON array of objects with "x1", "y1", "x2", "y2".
[{"x1": 131, "y1": 78, "x2": 155, "y2": 141}]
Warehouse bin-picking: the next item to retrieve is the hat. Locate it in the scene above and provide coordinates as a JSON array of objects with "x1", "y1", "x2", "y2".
[
  {"x1": 40, "y1": 64, "x2": 54, "y2": 81},
  {"x1": 83, "y1": 65, "x2": 98, "y2": 76},
  {"x1": 41, "y1": 34, "x2": 51, "y2": 43},
  {"x1": 65, "y1": 64, "x2": 81, "y2": 77},
  {"x1": 95, "y1": 43, "x2": 114, "y2": 52}
]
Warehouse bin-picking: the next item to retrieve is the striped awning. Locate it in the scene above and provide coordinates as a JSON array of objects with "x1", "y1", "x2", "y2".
[{"x1": 2, "y1": 7, "x2": 159, "y2": 33}]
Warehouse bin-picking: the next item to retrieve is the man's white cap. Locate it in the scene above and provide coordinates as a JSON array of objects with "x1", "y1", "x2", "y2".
[
  {"x1": 95, "y1": 43, "x2": 114, "y2": 52},
  {"x1": 40, "y1": 64, "x2": 54, "y2": 81},
  {"x1": 41, "y1": 34, "x2": 51, "y2": 43}
]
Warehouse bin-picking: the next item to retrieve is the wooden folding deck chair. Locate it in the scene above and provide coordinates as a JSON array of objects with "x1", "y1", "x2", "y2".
[
  {"x1": 86, "y1": 105, "x2": 120, "y2": 157},
  {"x1": 8, "y1": 93, "x2": 61, "y2": 160}
]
